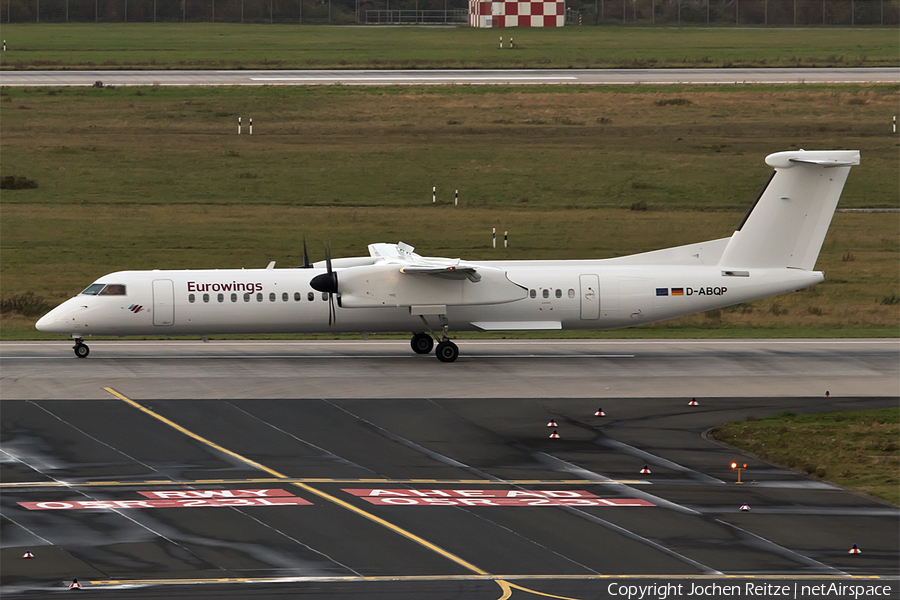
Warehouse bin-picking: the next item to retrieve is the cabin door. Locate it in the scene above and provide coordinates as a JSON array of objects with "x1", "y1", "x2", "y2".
[
  {"x1": 152, "y1": 279, "x2": 175, "y2": 326},
  {"x1": 579, "y1": 274, "x2": 600, "y2": 320}
]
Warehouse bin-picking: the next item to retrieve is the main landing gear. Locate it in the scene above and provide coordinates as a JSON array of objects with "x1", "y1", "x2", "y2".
[
  {"x1": 73, "y1": 339, "x2": 90, "y2": 358},
  {"x1": 412, "y1": 315, "x2": 459, "y2": 363}
]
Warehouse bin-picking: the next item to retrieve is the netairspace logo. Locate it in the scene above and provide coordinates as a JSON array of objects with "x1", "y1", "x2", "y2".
[{"x1": 606, "y1": 582, "x2": 895, "y2": 600}]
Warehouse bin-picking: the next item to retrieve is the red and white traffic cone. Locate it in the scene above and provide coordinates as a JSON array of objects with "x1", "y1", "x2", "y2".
[
  {"x1": 549, "y1": 429, "x2": 560, "y2": 439},
  {"x1": 688, "y1": 398, "x2": 699, "y2": 406},
  {"x1": 639, "y1": 464, "x2": 651, "y2": 474},
  {"x1": 594, "y1": 408, "x2": 605, "y2": 417},
  {"x1": 547, "y1": 419, "x2": 558, "y2": 428},
  {"x1": 740, "y1": 503, "x2": 750, "y2": 511},
  {"x1": 848, "y1": 544, "x2": 861, "y2": 554},
  {"x1": 22, "y1": 551, "x2": 34, "y2": 559},
  {"x1": 69, "y1": 578, "x2": 82, "y2": 589}
]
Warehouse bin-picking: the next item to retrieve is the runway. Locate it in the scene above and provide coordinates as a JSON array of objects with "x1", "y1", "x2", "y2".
[
  {"x1": 1, "y1": 340, "x2": 898, "y2": 597},
  {"x1": 1, "y1": 339, "x2": 897, "y2": 400},
  {"x1": 1, "y1": 68, "x2": 897, "y2": 87}
]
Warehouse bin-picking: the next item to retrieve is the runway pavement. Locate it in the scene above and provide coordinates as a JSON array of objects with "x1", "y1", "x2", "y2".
[
  {"x1": 1, "y1": 68, "x2": 897, "y2": 87},
  {"x1": 1, "y1": 339, "x2": 897, "y2": 400},
  {"x1": 1, "y1": 340, "x2": 897, "y2": 597}
]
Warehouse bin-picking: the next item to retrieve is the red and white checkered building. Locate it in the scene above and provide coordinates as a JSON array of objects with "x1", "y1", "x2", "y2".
[{"x1": 469, "y1": 0, "x2": 565, "y2": 27}]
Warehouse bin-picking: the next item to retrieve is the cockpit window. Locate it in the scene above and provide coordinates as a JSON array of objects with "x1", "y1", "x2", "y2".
[
  {"x1": 81, "y1": 283, "x2": 106, "y2": 295},
  {"x1": 99, "y1": 284, "x2": 126, "y2": 296}
]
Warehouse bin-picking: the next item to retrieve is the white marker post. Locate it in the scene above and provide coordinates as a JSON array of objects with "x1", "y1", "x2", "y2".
[
  {"x1": 510, "y1": 37, "x2": 513, "y2": 49},
  {"x1": 455, "y1": 189, "x2": 458, "y2": 206},
  {"x1": 492, "y1": 227, "x2": 496, "y2": 249},
  {"x1": 504, "y1": 231, "x2": 508, "y2": 248},
  {"x1": 238, "y1": 117, "x2": 241, "y2": 135},
  {"x1": 249, "y1": 118, "x2": 253, "y2": 135},
  {"x1": 433, "y1": 186, "x2": 436, "y2": 204},
  {"x1": 2, "y1": 40, "x2": 6, "y2": 52},
  {"x1": 499, "y1": 36, "x2": 502, "y2": 49},
  {"x1": 894, "y1": 116, "x2": 897, "y2": 134}
]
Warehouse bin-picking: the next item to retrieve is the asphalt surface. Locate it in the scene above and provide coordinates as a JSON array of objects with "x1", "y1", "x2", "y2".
[
  {"x1": 1, "y1": 68, "x2": 897, "y2": 87},
  {"x1": 1, "y1": 340, "x2": 898, "y2": 598}
]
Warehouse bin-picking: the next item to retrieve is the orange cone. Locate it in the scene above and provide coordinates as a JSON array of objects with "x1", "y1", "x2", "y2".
[
  {"x1": 848, "y1": 544, "x2": 861, "y2": 554},
  {"x1": 549, "y1": 429, "x2": 560, "y2": 439},
  {"x1": 594, "y1": 408, "x2": 605, "y2": 417},
  {"x1": 69, "y1": 578, "x2": 82, "y2": 589},
  {"x1": 688, "y1": 398, "x2": 699, "y2": 406},
  {"x1": 547, "y1": 419, "x2": 558, "y2": 428},
  {"x1": 22, "y1": 551, "x2": 34, "y2": 559},
  {"x1": 639, "y1": 464, "x2": 651, "y2": 474}
]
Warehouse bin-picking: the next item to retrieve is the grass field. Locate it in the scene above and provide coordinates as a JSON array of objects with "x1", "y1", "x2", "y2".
[
  {"x1": 1, "y1": 83, "x2": 897, "y2": 339},
  {"x1": 0, "y1": 24, "x2": 897, "y2": 70},
  {"x1": 711, "y1": 408, "x2": 900, "y2": 505}
]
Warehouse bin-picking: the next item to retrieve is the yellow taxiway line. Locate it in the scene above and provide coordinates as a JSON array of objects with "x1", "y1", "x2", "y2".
[{"x1": 103, "y1": 387, "x2": 489, "y2": 576}]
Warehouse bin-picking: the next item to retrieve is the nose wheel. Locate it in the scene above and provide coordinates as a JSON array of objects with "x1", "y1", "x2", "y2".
[{"x1": 73, "y1": 340, "x2": 90, "y2": 358}]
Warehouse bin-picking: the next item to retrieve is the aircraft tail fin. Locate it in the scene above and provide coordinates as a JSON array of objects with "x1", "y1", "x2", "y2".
[{"x1": 717, "y1": 150, "x2": 859, "y2": 270}]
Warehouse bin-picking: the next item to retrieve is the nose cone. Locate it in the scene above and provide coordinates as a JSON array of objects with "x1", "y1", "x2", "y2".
[{"x1": 35, "y1": 302, "x2": 74, "y2": 334}]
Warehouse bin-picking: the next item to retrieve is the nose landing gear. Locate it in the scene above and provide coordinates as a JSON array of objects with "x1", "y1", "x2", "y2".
[{"x1": 73, "y1": 339, "x2": 90, "y2": 358}]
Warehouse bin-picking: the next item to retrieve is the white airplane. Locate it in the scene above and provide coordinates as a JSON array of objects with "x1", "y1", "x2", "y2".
[{"x1": 36, "y1": 150, "x2": 859, "y2": 362}]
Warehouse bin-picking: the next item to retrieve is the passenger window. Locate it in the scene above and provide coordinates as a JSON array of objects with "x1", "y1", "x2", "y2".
[
  {"x1": 257, "y1": 293, "x2": 263, "y2": 302},
  {"x1": 188, "y1": 294, "x2": 195, "y2": 303},
  {"x1": 282, "y1": 292, "x2": 288, "y2": 302},
  {"x1": 529, "y1": 289, "x2": 536, "y2": 299},
  {"x1": 81, "y1": 283, "x2": 106, "y2": 295},
  {"x1": 308, "y1": 292, "x2": 314, "y2": 302},
  {"x1": 542, "y1": 289, "x2": 549, "y2": 299},
  {"x1": 294, "y1": 292, "x2": 301, "y2": 301},
  {"x1": 217, "y1": 293, "x2": 224, "y2": 303},
  {"x1": 99, "y1": 284, "x2": 126, "y2": 296},
  {"x1": 231, "y1": 293, "x2": 237, "y2": 302},
  {"x1": 269, "y1": 293, "x2": 276, "y2": 302},
  {"x1": 244, "y1": 293, "x2": 251, "y2": 302},
  {"x1": 568, "y1": 289, "x2": 575, "y2": 298},
  {"x1": 322, "y1": 292, "x2": 328, "y2": 301},
  {"x1": 555, "y1": 289, "x2": 562, "y2": 298},
  {"x1": 203, "y1": 293, "x2": 210, "y2": 303}
]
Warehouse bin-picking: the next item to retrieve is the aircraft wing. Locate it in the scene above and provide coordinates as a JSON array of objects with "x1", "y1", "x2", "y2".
[{"x1": 334, "y1": 242, "x2": 525, "y2": 308}]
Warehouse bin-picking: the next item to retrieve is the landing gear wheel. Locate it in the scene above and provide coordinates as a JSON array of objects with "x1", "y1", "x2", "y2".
[
  {"x1": 435, "y1": 340, "x2": 459, "y2": 363},
  {"x1": 73, "y1": 341, "x2": 90, "y2": 358},
  {"x1": 410, "y1": 333, "x2": 434, "y2": 355}
]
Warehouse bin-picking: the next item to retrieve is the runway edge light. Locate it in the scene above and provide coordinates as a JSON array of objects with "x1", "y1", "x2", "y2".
[{"x1": 849, "y1": 544, "x2": 861, "y2": 554}]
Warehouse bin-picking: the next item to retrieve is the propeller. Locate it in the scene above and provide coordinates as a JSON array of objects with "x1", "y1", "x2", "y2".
[{"x1": 310, "y1": 242, "x2": 338, "y2": 326}]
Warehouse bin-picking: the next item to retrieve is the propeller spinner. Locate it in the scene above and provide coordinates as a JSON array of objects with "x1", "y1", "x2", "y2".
[{"x1": 309, "y1": 243, "x2": 339, "y2": 326}]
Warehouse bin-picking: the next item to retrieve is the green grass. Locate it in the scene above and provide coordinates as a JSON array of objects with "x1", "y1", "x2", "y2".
[
  {"x1": 0, "y1": 24, "x2": 897, "y2": 70},
  {"x1": 711, "y1": 408, "x2": 900, "y2": 505},
  {"x1": 1, "y1": 84, "x2": 897, "y2": 339}
]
